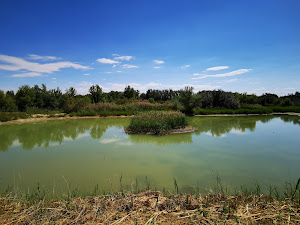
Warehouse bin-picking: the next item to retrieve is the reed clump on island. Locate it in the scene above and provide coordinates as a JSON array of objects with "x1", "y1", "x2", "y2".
[{"x1": 125, "y1": 111, "x2": 196, "y2": 135}]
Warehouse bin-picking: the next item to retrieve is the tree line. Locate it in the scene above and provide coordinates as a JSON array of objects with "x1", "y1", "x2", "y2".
[{"x1": 0, "y1": 84, "x2": 299, "y2": 113}]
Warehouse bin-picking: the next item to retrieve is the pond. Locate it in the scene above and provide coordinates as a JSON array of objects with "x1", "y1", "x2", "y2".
[{"x1": 0, "y1": 115, "x2": 299, "y2": 195}]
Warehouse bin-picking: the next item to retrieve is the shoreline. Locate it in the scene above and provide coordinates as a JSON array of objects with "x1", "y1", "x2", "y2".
[
  {"x1": 0, "y1": 112, "x2": 299, "y2": 125},
  {"x1": 1, "y1": 191, "x2": 299, "y2": 224}
]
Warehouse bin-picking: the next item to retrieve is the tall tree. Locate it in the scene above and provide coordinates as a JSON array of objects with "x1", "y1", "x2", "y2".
[
  {"x1": 179, "y1": 86, "x2": 201, "y2": 114},
  {"x1": 89, "y1": 85, "x2": 103, "y2": 103},
  {"x1": 15, "y1": 85, "x2": 35, "y2": 111}
]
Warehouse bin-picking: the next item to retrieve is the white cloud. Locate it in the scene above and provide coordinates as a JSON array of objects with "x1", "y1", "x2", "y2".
[
  {"x1": 52, "y1": 78, "x2": 56, "y2": 80},
  {"x1": 78, "y1": 81, "x2": 94, "y2": 87},
  {"x1": 112, "y1": 54, "x2": 119, "y2": 56},
  {"x1": 83, "y1": 73, "x2": 90, "y2": 76},
  {"x1": 11, "y1": 72, "x2": 43, "y2": 77},
  {"x1": 153, "y1": 60, "x2": 165, "y2": 64},
  {"x1": 193, "y1": 69, "x2": 251, "y2": 79},
  {"x1": 122, "y1": 64, "x2": 138, "y2": 68},
  {"x1": 116, "y1": 71, "x2": 122, "y2": 72},
  {"x1": 153, "y1": 67, "x2": 161, "y2": 69},
  {"x1": 28, "y1": 54, "x2": 61, "y2": 61},
  {"x1": 104, "y1": 72, "x2": 112, "y2": 74},
  {"x1": 114, "y1": 56, "x2": 133, "y2": 61},
  {"x1": 206, "y1": 66, "x2": 229, "y2": 71},
  {"x1": 225, "y1": 78, "x2": 238, "y2": 83},
  {"x1": 145, "y1": 82, "x2": 160, "y2": 87},
  {"x1": 230, "y1": 128, "x2": 245, "y2": 135},
  {"x1": 180, "y1": 65, "x2": 190, "y2": 69},
  {"x1": 97, "y1": 58, "x2": 120, "y2": 64},
  {"x1": 0, "y1": 55, "x2": 90, "y2": 74},
  {"x1": 112, "y1": 65, "x2": 117, "y2": 68},
  {"x1": 100, "y1": 138, "x2": 120, "y2": 144}
]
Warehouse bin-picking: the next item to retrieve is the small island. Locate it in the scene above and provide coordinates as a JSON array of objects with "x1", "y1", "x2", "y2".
[{"x1": 125, "y1": 111, "x2": 196, "y2": 135}]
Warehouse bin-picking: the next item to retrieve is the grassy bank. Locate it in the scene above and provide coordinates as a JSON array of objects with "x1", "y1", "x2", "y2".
[
  {"x1": 1, "y1": 177, "x2": 299, "y2": 224},
  {"x1": 194, "y1": 105, "x2": 300, "y2": 115},
  {"x1": 126, "y1": 111, "x2": 187, "y2": 135}
]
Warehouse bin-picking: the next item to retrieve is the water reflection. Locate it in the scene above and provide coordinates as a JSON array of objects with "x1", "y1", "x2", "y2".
[
  {"x1": 128, "y1": 132, "x2": 193, "y2": 146},
  {"x1": 0, "y1": 116, "x2": 299, "y2": 151},
  {"x1": 0, "y1": 118, "x2": 129, "y2": 151}
]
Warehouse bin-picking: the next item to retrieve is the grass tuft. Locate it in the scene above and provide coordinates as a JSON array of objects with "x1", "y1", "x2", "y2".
[{"x1": 126, "y1": 111, "x2": 187, "y2": 135}]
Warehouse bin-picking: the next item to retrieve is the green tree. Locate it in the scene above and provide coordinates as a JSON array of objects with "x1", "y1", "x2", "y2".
[
  {"x1": 65, "y1": 87, "x2": 77, "y2": 98},
  {"x1": 179, "y1": 86, "x2": 201, "y2": 114},
  {"x1": 123, "y1": 86, "x2": 136, "y2": 99},
  {"x1": 89, "y1": 85, "x2": 103, "y2": 103},
  {"x1": 15, "y1": 85, "x2": 35, "y2": 111}
]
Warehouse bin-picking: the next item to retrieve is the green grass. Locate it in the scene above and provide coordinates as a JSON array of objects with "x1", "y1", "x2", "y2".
[
  {"x1": 126, "y1": 111, "x2": 187, "y2": 135},
  {"x1": 0, "y1": 112, "x2": 29, "y2": 122},
  {"x1": 194, "y1": 106, "x2": 300, "y2": 115},
  {"x1": 69, "y1": 110, "x2": 138, "y2": 117}
]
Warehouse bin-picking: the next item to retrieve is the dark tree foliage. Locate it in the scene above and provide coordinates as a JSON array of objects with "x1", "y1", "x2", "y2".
[
  {"x1": 65, "y1": 87, "x2": 77, "y2": 98},
  {"x1": 89, "y1": 85, "x2": 103, "y2": 103},
  {"x1": 280, "y1": 98, "x2": 294, "y2": 106},
  {"x1": 146, "y1": 89, "x2": 179, "y2": 101},
  {"x1": 106, "y1": 91, "x2": 123, "y2": 102},
  {"x1": 258, "y1": 93, "x2": 279, "y2": 106},
  {"x1": 199, "y1": 90, "x2": 240, "y2": 109},
  {"x1": 236, "y1": 93, "x2": 258, "y2": 104},
  {"x1": 15, "y1": 85, "x2": 36, "y2": 111},
  {"x1": 0, "y1": 90, "x2": 17, "y2": 112},
  {"x1": 124, "y1": 86, "x2": 138, "y2": 99},
  {"x1": 179, "y1": 86, "x2": 201, "y2": 114}
]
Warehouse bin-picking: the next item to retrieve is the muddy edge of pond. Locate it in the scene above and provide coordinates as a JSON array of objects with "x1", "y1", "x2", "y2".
[{"x1": 1, "y1": 112, "x2": 299, "y2": 125}]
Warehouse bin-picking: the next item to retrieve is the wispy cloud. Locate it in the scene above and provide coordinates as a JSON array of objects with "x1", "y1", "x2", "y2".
[
  {"x1": 153, "y1": 66, "x2": 161, "y2": 69},
  {"x1": 114, "y1": 55, "x2": 133, "y2": 61},
  {"x1": 0, "y1": 55, "x2": 90, "y2": 74},
  {"x1": 83, "y1": 73, "x2": 90, "y2": 76},
  {"x1": 104, "y1": 72, "x2": 112, "y2": 74},
  {"x1": 193, "y1": 69, "x2": 251, "y2": 79},
  {"x1": 219, "y1": 78, "x2": 238, "y2": 83},
  {"x1": 153, "y1": 60, "x2": 165, "y2": 64},
  {"x1": 145, "y1": 82, "x2": 160, "y2": 87},
  {"x1": 11, "y1": 72, "x2": 43, "y2": 77},
  {"x1": 122, "y1": 64, "x2": 138, "y2": 68},
  {"x1": 206, "y1": 66, "x2": 229, "y2": 71},
  {"x1": 28, "y1": 54, "x2": 61, "y2": 61},
  {"x1": 180, "y1": 65, "x2": 190, "y2": 69},
  {"x1": 112, "y1": 65, "x2": 117, "y2": 68},
  {"x1": 97, "y1": 58, "x2": 120, "y2": 64}
]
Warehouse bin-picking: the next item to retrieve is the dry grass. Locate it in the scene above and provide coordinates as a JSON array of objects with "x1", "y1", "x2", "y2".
[{"x1": 1, "y1": 191, "x2": 299, "y2": 224}]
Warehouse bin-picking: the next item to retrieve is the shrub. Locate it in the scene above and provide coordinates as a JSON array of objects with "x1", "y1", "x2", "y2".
[
  {"x1": 280, "y1": 98, "x2": 294, "y2": 107},
  {"x1": 126, "y1": 111, "x2": 187, "y2": 135}
]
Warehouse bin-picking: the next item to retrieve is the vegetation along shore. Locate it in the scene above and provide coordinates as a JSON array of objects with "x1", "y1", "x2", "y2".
[
  {"x1": 1, "y1": 84, "x2": 300, "y2": 122},
  {"x1": 1, "y1": 177, "x2": 300, "y2": 224}
]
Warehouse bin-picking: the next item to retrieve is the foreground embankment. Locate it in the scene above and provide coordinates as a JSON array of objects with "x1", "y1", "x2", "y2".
[{"x1": 1, "y1": 191, "x2": 299, "y2": 224}]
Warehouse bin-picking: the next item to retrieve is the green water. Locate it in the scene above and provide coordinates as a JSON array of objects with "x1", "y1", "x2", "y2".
[{"x1": 0, "y1": 116, "x2": 299, "y2": 194}]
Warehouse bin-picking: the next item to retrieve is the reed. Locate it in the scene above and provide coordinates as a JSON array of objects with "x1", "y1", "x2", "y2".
[{"x1": 126, "y1": 111, "x2": 187, "y2": 135}]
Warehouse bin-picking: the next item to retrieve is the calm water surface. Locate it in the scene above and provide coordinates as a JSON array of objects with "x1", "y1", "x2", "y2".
[{"x1": 0, "y1": 116, "x2": 299, "y2": 194}]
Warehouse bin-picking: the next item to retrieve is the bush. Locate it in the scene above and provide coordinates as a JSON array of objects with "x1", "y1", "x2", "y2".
[
  {"x1": 126, "y1": 111, "x2": 187, "y2": 135},
  {"x1": 0, "y1": 112, "x2": 29, "y2": 122},
  {"x1": 280, "y1": 98, "x2": 294, "y2": 107}
]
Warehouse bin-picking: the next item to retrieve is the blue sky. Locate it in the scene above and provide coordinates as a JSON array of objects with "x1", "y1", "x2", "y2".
[{"x1": 0, "y1": 0, "x2": 299, "y2": 96}]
